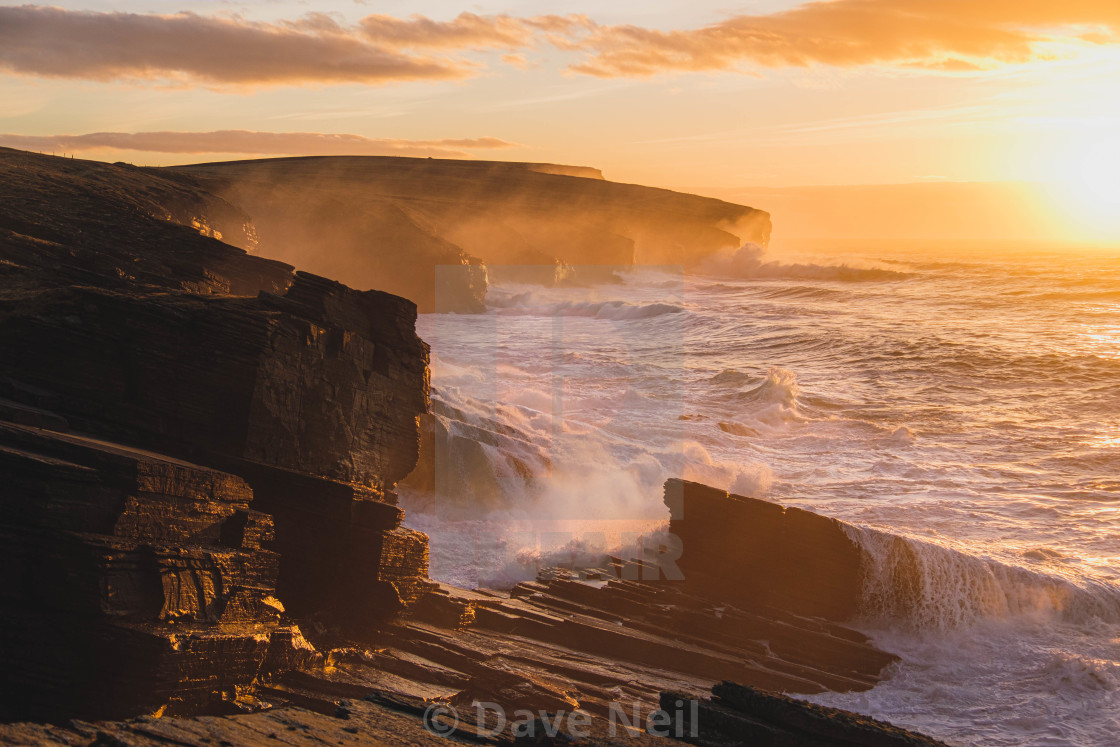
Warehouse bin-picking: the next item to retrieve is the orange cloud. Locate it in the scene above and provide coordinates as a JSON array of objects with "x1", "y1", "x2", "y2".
[
  {"x1": 0, "y1": 5, "x2": 470, "y2": 86},
  {"x1": 359, "y1": 12, "x2": 534, "y2": 49},
  {"x1": 354, "y1": 12, "x2": 595, "y2": 52},
  {"x1": 0, "y1": 131, "x2": 520, "y2": 158},
  {"x1": 564, "y1": 0, "x2": 1120, "y2": 76}
]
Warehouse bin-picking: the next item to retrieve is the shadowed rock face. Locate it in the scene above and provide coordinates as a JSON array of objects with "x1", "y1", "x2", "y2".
[
  {"x1": 0, "y1": 147, "x2": 294, "y2": 299},
  {"x1": 0, "y1": 275, "x2": 434, "y2": 634},
  {"x1": 0, "y1": 274, "x2": 428, "y2": 492},
  {"x1": 665, "y1": 478, "x2": 863, "y2": 621},
  {"x1": 0, "y1": 149, "x2": 433, "y2": 719},
  {"x1": 0, "y1": 420, "x2": 319, "y2": 721}
]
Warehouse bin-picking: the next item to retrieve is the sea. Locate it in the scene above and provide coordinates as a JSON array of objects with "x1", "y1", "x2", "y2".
[{"x1": 399, "y1": 239, "x2": 1120, "y2": 746}]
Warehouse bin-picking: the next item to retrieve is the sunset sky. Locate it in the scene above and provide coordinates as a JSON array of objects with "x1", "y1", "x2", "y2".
[{"x1": 2, "y1": 1, "x2": 1119, "y2": 242}]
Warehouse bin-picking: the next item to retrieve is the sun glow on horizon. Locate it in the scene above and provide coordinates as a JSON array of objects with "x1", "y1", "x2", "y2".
[
  {"x1": 1043, "y1": 135, "x2": 1120, "y2": 243},
  {"x1": 1009, "y1": 54, "x2": 1120, "y2": 243}
]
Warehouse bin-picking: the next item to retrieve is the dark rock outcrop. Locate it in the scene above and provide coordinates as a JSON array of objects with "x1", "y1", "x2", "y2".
[
  {"x1": 0, "y1": 560, "x2": 903, "y2": 742},
  {"x1": 0, "y1": 273, "x2": 427, "y2": 491},
  {"x1": 0, "y1": 420, "x2": 318, "y2": 721},
  {"x1": 665, "y1": 478, "x2": 863, "y2": 620},
  {"x1": 0, "y1": 276, "x2": 433, "y2": 634},
  {"x1": 230, "y1": 463, "x2": 431, "y2": 628},
  {"x1": 0, "y1": 149, "x2": 434, "y2": 719},
  {"x1": 661, "y1": 681, "x2": 947, "y2": 746}
]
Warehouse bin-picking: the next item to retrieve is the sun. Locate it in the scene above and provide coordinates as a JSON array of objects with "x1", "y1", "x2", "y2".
[
  {"x1": 1045, "y1": 134, "x2": 1120, "y2": 243},
  {"x1": 1063, "y1": 136, "x2": 1120, "y2": 212}
]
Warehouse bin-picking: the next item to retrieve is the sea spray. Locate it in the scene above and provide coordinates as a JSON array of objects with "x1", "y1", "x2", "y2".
[
  {"x1": 842, "y1": 524, "x2": 1120, "y2": 630},
  {"x1": 695, "y1": 242, "x2": 909, "y2": 282}
]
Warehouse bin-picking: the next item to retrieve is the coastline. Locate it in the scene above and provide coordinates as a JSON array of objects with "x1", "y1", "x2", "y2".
[{"x1": 0, "y1": 147, "x2": 951, "y2": 744}]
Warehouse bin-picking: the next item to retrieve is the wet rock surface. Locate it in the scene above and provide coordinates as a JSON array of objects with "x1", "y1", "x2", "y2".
[
  {"x1": 662, "y1": 681, "x2": 949, "y2": 746},
  {"x1": 0, "y1": 565, "x2": 922, "y2": 744}
]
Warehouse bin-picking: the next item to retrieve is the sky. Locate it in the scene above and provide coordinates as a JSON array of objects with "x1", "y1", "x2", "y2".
[{"x1": 1, "y1": 1, "x2": 1119, "y2": 242}]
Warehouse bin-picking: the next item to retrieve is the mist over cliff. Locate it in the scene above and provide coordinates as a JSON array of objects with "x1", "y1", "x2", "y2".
[{"x1": 163, "y1": 155, "x2": 771, "y2": 312}]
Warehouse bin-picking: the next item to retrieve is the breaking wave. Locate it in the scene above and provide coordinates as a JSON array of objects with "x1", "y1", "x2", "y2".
[
  {"x1": 486, "y1": 290, "x2": 684, "y2": 320},
  {"x1": 696, "y1": 243, "x2": 910, "y2": 282},
  {"x1": 843, "y1": 524, "x2": 1120, "y2": 631}
]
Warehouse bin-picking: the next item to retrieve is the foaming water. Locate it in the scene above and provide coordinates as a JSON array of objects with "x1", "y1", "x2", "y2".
[
  {"x1": 405, "y1": 242, "x2": 1120, "y2": 745},
  {"x1": 812, "y1": 618, "x2": 1120, "y2": 746},
  {"x1": 843, "y1": 525, "x2": 1120, "y2": 630}
]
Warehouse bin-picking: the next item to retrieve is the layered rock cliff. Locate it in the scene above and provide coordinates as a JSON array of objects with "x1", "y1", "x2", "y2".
[
  {"x1": 0, "y1": 420, "x2": 317, "y2": 721},
  {"x1": 0, "y1": 148, "x2": 939, "y2": 745},
  {"x1": 0, "y1": 146, "x2": 770, "y2": 314},
  {"x1": 0, "y1": 148, "x2": 294, "y2": 298},
  {"x1": 0, "y1": 148, "x2": 434, "y2": 718}
]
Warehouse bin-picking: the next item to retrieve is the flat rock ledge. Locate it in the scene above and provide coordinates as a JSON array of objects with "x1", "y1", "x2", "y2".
[{"x1": 663, "y1": 681, "x2": 949, "y2": 746}]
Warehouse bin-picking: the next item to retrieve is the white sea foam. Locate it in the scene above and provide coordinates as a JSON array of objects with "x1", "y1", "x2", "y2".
[{"x1": 843, "y1": 524, "x2": 1120, "y2": 630}]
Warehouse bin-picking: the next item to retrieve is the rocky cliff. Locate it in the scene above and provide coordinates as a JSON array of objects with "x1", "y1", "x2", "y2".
[
  {"x1": 0, "y1": 148, "x2": 433, "y2": 718},
  {"x1": 0, "y1": 146, "x2": 770, "y2": 314},
  {"x1": 0, "y1": 420, "x2": 317, "y2": 721},
  {"x1": 0, "y1": 148, "x2": 938, "y2": 745},
  {"x1": 0, "y1": 147, "x2": 293, "y2": 298},
  {"x1": 165, "y1": 155, "x2": 771, "y2": 309}
]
